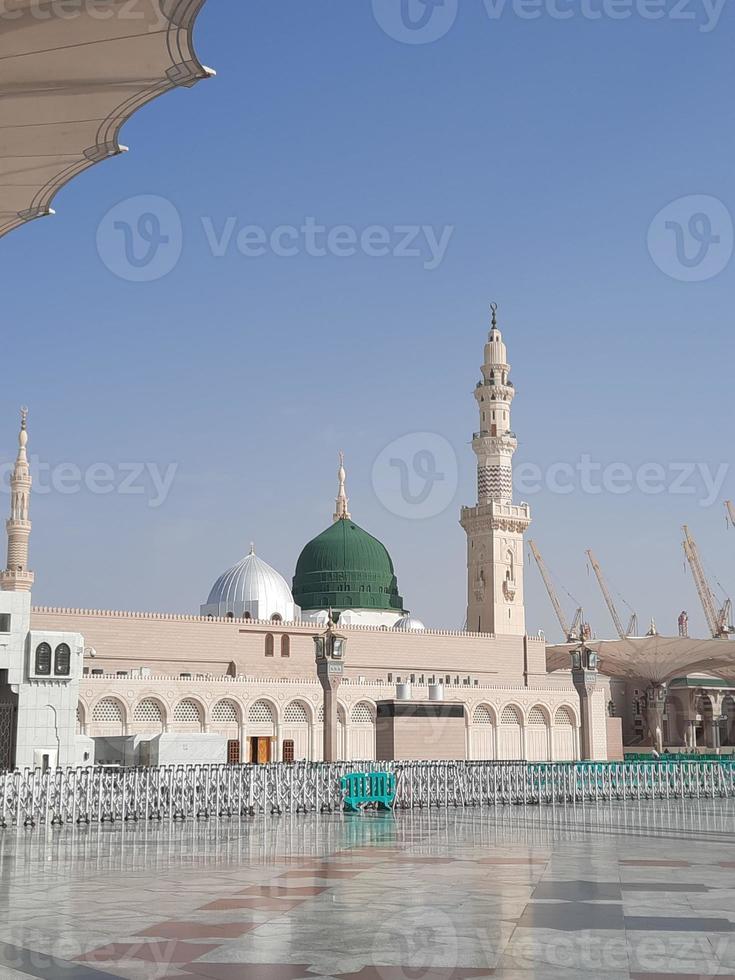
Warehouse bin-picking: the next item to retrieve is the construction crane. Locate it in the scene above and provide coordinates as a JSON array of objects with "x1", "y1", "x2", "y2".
[
  {"x1": 726, "y1": 501, "x2": 735, "y2": 527},
  {"x1": 682, "y1": 525, "x2": 734, "y2": 639},
  {"x1": 585, "y1": 549, "x2": 638, "y2": 639},
  {"x1": 528, "y1": 540, "x2": 587, "y2": 642}
]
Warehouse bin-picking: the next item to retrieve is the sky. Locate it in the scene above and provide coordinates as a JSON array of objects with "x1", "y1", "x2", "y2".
[{"x1": 2, "y1": 0, "x2": 734, "y2": 640}]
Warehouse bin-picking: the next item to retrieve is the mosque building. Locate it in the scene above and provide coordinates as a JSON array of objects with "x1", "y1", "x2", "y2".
[{"x1": 0, "y1": 311, "x2": 617, "y2": 768}]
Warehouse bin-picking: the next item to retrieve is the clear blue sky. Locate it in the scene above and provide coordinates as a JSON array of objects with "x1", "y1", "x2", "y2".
[{"x1": 3, "y1": 0, "x2": 734, "y2": 639}]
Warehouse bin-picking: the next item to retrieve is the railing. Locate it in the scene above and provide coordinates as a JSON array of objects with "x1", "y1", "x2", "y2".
[{"x1": 2, "y1": 761, "x2": 735, "y2": 827}]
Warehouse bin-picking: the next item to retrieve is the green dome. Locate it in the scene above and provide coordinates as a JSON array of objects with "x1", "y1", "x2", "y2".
[{"x1": 293, "y1": 519, "x2": 404, "y2": 614}]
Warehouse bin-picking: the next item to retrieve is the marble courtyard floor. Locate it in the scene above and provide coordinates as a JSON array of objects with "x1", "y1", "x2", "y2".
[{"x1": 0, "y1": 801, "x2": 735, "y2": 980}]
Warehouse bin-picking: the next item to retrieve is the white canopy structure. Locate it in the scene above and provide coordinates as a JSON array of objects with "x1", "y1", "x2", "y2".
[
  {"x1": 0, "y1": 0, "x2": 214, "y2": 239},
  {"x1": 548, "y1": 634, "x2": 735, "y2": 752},
  {"x1": 547, "y1": 635, "x2": 735, "y2": 686}
]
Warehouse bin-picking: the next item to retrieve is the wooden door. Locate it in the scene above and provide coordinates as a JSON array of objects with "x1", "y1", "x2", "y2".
[
  {"x1": 257, "y1": 737, "x2": 271, "y2": 765},
  {"x1": 227, "y1": 739, "x2": 240, "y2": 765}
]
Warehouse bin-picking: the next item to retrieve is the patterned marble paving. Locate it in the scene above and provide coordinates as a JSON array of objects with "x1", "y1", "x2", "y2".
[{"x1": 0, "y1": 800, "x2": 734, "y2": 980}]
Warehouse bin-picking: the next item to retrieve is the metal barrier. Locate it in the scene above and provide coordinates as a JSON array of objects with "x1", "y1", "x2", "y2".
[{"x1": 2, "y1": 760, "x2": 735, "y2": 827}]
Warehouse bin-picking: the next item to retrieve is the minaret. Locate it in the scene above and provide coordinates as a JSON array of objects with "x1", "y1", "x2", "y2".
[
  {"x1": 333, "y1": 451, "x2": 351, "y2": 522},
  {"x1": 460, "y1": 306, "x2": 531, "y2": 634},
  {"x1": 1, "y1": 408, "x2": 35, "y2": 592}
]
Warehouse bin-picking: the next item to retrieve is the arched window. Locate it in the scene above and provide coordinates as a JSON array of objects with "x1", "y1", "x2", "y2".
[
  {"x1": 528, "y1": 706, "x2": 547, "y2": 726},
  {"x1": 248, "y1": 700, "x2": 274, "y2": 723},
  {"x1": 212, "y1": 699, "x2": 239, "y2": 724},
  {"x1": 281, "y1": 635, "x2": 290, "y2": 658},
  {"x1": 92, "y1": 698, "x2": 125, "y2": 728},
  {"x1": 284, "y1": 701, "x2": 308, "y2": 724},
  {"x1": 226, "y1": 612, "x2": 234, "y2": 621},
  {"x1": 352, "y1": 702, "x2": 374, "y2": 724},
  {"x1": 555, "y1": 706, "x2": 576, "y2": 726},
  {"x1": 54, "y1": 643, "x2": 71, "y2": 676},
  {"x1": 34, "y1": 642, "x2": 52, "y2": 676},
  {"x1": 173, "y1": 699, "x2": 203, "y2": 728},
  {"x1": 133, "y1": 699, "x2": 164, "y2": 728},
  {"x1": 265, "y1": 633, "x2": 274, "y2": 657},
  {"x1": 500, "y1": 705, "x2": 521, "y2": 725},
  {"x1": 271, "y1": 613, "x2": 283, "y2": 623},
  {"x1": 473, "y1": 705, "x2": 494, "y2": 725},
  {"x1": 243, "y1": 612, "x2": 252, "y2": 620}
]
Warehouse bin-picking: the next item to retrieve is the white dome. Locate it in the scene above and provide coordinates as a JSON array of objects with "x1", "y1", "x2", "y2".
[
  {"x1": 201, "y1": 547, "x2": 296, "y2": 622},
  {"x1": 393, "y1": 614, "x2": 426, "y2": 632}
]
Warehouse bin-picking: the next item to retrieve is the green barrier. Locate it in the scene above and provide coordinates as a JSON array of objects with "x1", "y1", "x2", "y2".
[{"x1": 341, "y1": 771, "x2": 397, "y2": 812}]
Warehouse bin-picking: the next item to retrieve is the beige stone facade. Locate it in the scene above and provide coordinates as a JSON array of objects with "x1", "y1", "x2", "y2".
[{"x1": 29, "y1": 606, "x2": 610, "y2": 763}]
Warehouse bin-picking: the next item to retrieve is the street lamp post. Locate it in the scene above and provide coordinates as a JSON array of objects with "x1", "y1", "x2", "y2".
[
  {"x1": 313, "y1": 616, "x2": 347, "y2": 762},
  {"x1": 571, "y1": 644, "x2": 599, "y2": 761}
]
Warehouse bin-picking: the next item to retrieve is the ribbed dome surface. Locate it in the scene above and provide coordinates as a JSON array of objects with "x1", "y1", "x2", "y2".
[
  {"x1": 292, "y1": 520, "x2": 404, "y2": 614},
  {"x1": 202, "y1": 549, "x2": 295, "y2": 621},
  {"x1": 393, "y1": 614, "x2": 426, "y2": 631}
]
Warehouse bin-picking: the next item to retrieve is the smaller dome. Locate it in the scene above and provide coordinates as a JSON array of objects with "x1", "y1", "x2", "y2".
[
  {"x1": 393, "y1": 614, "x2": 426, "y2": 632},
  {"x1": 201, "y1": 546, "x2": 296, "y2": 622}
]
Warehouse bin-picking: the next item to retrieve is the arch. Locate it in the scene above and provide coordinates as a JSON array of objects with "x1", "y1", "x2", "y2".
[
  {"x1": 497, "y1": 703, "x2": 522, "y2": 760},
  {"x1": 172, "y1": 698, "x2": 204, "y2": 731},
  {"x1": 722, "y1": 694, "x2": 735, "y2": 747},
  {"x1": 349, "y1": 700, "x2": 376, "y2": 761},
  {"x1": 281, "y1": 634, "x2": 290, "y2": 658},
  {"x1": 284, "y1": 700, "x2": 309, "y2": 724},
  {"x1": 470, "y1": 704, "x2": 496, "y2": 760},
  {"x1": 554, "y1": 705, "x2": 577, "y2": 726},
  {"x1": 132, "y1": 697, "x2": 166, "y2": 732},
  {"x1": 525, "y1": 704, "x2": 551, "y2": 762},
  {"x1": 212, "y1": 698, "x2": 241, "y2": 725},
  {"x1": 90, "y1": 697, "x2": 126, "y2": 735},
  {"x1": 527, "y1": 704, "x2": 551, "y2": 726},
  {"x1": 264, "y1": 633, "x2": 274, "y2": 657},
  {"x1": 664, "y1": 694, "x2": 686, "y2": 747},
  {"x1": 351, "y1": 701, "x2": 376, "y2": 724},
  {"x1": 552, "y1": 704, "x2": 579, "y2": 761},
  {"x1": 271, "y1": 613, "x2": 283, "y2": 623},
  {"x1": 499, "y1": 703, "x2": 522, "y2": 725},
  {"x1": 472, "y1": 704, "x2": 496, "y2": 725},
  {"x1": 282, "y1": 700, "x2": 310, "y2": 761},
  {"x1": 248, "y1": 699, "x2": 276, "y2": 724},
  {"x1": 54, "y1": 643, "x2": 71, "y2": 676}
]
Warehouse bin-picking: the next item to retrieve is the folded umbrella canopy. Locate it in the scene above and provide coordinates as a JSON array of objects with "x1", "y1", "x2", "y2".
[{"x1": 0, "y1": 0, "x2": 214, "y2": 239}]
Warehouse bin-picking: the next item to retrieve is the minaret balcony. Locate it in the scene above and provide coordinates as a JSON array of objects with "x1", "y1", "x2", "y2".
[{"x1": 0, "y1": 568, "x2": 34, "y2": 592}]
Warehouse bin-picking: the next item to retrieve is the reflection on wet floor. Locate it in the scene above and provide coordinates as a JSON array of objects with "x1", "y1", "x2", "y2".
[{"x1": 0, "y1": 799, "x2": 734, "y2": 980}]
